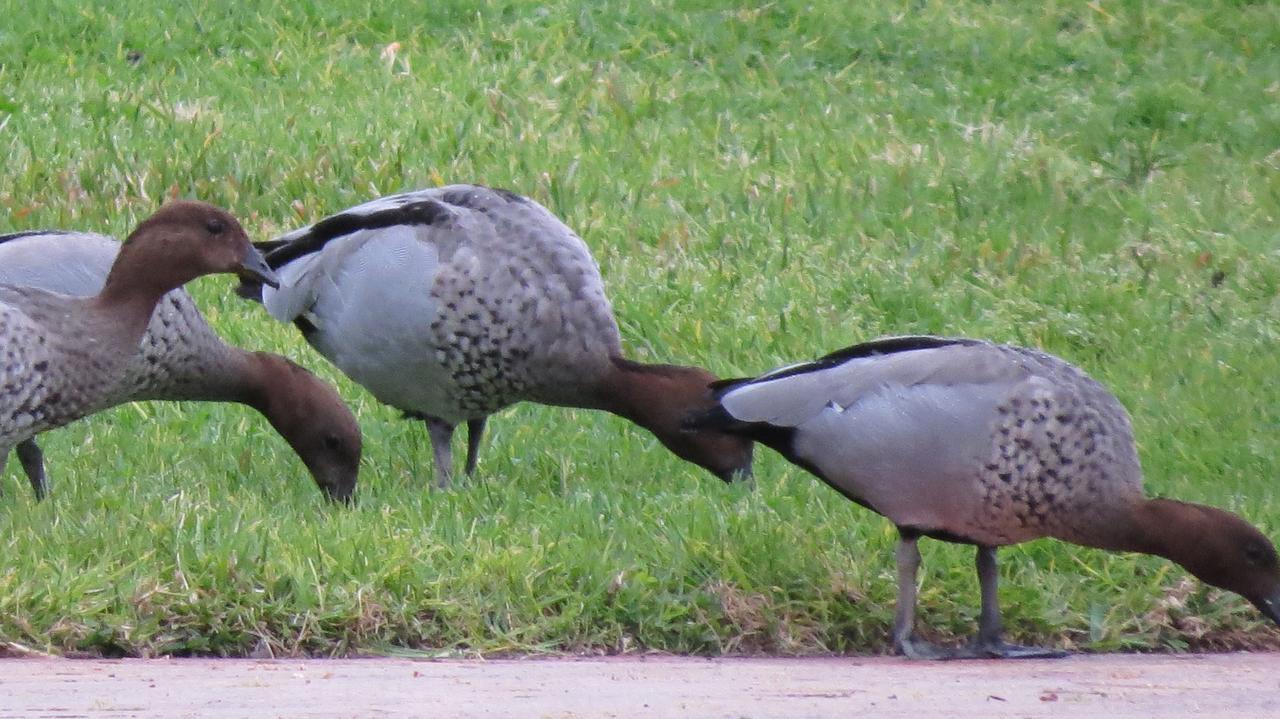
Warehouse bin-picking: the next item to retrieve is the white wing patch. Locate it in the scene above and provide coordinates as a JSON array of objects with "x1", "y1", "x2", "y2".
[{"x1": 719, "y1": 351, "x2": 902, "y2": 426}]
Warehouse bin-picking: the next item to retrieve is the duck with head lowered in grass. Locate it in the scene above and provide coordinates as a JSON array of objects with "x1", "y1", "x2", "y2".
[
  {"x1": 0, "y1": 226, "x2": 361, "y2": 502},
  {"x1": 685, "y1": 335, "x2": 1280, "y2": 658},
  {"x1": 238, "y1": 184, "x2": 753, "y2": 488}
]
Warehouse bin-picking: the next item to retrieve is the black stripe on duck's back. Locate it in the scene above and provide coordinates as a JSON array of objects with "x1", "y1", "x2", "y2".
[
  {"x1": 766, "y1": 336, "x2": 980, "y2": 383},
  {"x1": 262, "y1": 185, "x2": 531, "y2": 269},
  {"x1": 250, "y1": 238, "x2": 291, "y2": 256},
  {"x1": 814, "y1": 335, "x2": 979, "y2": 363},
  {"x1": 263, "y1": 199, "x2": 456, "y2": 268},
  {"x1": 0, "y1": 230, "x2": 74, "y2": 245},
  {"x1": 707, "y1": 336, "x2": 979, "y2": 397}
]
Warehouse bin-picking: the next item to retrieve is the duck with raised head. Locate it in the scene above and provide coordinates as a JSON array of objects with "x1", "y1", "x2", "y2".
[
  {"x1": 684, "y1": 335, "x2": 1280, "y2": 658},
  {"x1": 0, "y1": 201, "x2": 282, "y2": 500},
  {"x1": 237, "y1": 184, "x2": 753, "y2": 488},
  {"x1": 0, "y1": 229, "x2": 361, "y2": 502}
]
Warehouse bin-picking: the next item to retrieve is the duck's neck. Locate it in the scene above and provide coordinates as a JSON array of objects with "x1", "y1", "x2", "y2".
[
  {"x1": 159, "y1": 344, "x2": 328, "y2": 447},
  {"x1": 182, "y1": 348, "x2": 275, "y2": 410},
  {"x1": 1088, "y1": 498, "x2": 1211, "y2": 567},
  {"x1": 588, "y1": 357, "x2": 689, "y2": 431},
  {"x1": 93, "y1": 248, "x2": 197, "y2": 343}
]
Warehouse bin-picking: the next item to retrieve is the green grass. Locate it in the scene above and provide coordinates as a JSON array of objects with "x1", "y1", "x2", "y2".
[{"x1": 2, "y1": 0, "x2": 1278, "y2": 657}]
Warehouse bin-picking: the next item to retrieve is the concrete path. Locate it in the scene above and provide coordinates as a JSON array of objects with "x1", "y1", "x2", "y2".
[{"x1": 2, "y1": 652, "x2": 1278, "y2": 718}]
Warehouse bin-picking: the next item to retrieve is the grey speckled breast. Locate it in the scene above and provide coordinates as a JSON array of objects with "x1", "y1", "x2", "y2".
[
  {"x1": 0, "y1": 286, "x2": 132, "y2": 449},
  {"x1": 970, "y1": 345, "x2": 1143, "y2": 546},
  {"x1": 0, "y1": 232, "x2": 241, "y2": 415}
]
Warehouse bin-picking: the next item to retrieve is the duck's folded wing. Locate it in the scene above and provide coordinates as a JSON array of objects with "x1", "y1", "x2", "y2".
[
  {"x1": 719, "y1": 338, "x2": 1028, "y2": 428},
  {"x1": 262, "y1": 223, "x2": 442, "y2": 329},
  {"x1": 730, "y1": 341, "x2": 1037, "y2": 527},
  {"x1": 264, "y1": 193, "x2": 457, "y2": 270},
  {"x1": 0, "y1": 232, "x2": 118, "y2": 296},
  {"x1": 793, "y1": 376, "x2": 1012, "y2": 516}
]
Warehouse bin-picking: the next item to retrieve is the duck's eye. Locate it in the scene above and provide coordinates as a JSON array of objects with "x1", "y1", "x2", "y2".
[
  {"x1": 205, "y1": 218, "x2": 226, "y2": 235},
  {"x1": 1244, "y1": 543, "x2": 1268, "y2": 566},
  {"x1": 322, "y1": 434, "x2": 343, "y2": 451}
]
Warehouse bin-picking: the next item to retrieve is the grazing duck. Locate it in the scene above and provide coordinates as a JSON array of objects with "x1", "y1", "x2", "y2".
[
  {"x1": 237, "y1": 184, "x2": 752, "y2": 488},
  {"x1": 0, "y1": 201, "x2": 281, "y2": 500},
  {"x1": 0, "y1": 230, "x2": 362, "y2": 502},
  {"x1": 684, "y1": 335, "x2": 1280, "y2": 659}
]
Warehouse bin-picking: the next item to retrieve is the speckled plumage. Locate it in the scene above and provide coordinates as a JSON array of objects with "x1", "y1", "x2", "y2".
[
  {"x1": 0, "y1": 283, "x2": 149, "y2": 459},
  {"x1": 0, "y1": 232, "x2": 239, "y2": 407},
  {"x1": 975, "y1": 345, "x2": 1141, "y2": 546},
  {"x1": 691, "y1": 335, "x2": 1280, "y2": 657},
  {"x1": 263, "y1": 185, "x2": 619, "y2": 421},
  {"x1": 708, "y1": 337, "x2": 1141, "y2": 547},
  {"x1": 249, "y1": 184, "x2": 753, "y2": 486},
  {"x1": 0, "y1": 230, "x2": 361, "y2": 501},
  {"x1": 0, "y1": 202, "x2": 280, "y2": 500}
]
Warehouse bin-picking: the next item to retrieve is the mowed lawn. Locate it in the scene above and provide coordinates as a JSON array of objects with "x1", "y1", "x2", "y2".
[{"x1": 1, "y1": 0, "x2": 1277, "y2": 657}]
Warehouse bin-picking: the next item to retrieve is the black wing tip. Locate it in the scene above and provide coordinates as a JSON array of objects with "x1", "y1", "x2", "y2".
[
  {"x1": 684, "y1": 407, "x2": 800, "y2": 463},
  {"x1": 686, "y1": 404, "x2": 783, "y2": 442}
]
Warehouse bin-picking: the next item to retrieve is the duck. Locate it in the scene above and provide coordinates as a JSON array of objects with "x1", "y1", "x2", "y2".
[
  {"x1": 0, "y1": 229, "x2": 362, "y2": 502},
  {"x1": 0, "y1": 201, "x2": 283, "y2": 501},
  {"x1": 236, "y1": 184, "x2": 753, "y2": 488},
  {"x1": 684, "y1": 335, "x2": 1280, "y2": 658}
]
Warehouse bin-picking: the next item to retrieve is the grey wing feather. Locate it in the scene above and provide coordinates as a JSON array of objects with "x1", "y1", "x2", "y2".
[
  {"x1": 263, "y1": 223, "x2": 440, "y2": 327},
  {"x1": 0, "y1": 232, "x2": 118, "y2": 295},
  {"x1": 788, "y1": 379, "x2": 1013, "y2": 527},
  {"x1": 721, "y1": 341, "x2": 1030, "y2": 427}
]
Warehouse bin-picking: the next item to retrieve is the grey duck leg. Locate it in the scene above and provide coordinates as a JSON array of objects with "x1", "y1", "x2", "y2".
[
  {"x1": 424, "y1": 417, "x2": 456, "y2": 489},
  {"x1": 892, "y1": 534, "x2": 952, "y2": 659},
  {"x1": 968, "y1": 546, "x2": 1066, "y2": 659},
  {"x1": 463, "y1": 418, "x2": 486, "y2": 477},
  {"x1": 18, "y1": 439, "x2": 47, "y2": 501},
  {"x1": 892, "y1": 537, "x2": 1066, "y2": 660}
]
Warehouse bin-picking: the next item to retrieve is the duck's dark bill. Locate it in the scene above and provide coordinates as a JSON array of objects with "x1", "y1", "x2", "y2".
[{"x1": 237, "y1": 249, "x2": 280, "y2": 289}]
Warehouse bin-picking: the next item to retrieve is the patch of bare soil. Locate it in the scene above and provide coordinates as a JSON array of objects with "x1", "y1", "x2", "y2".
[{"x1": 1, "y1": 653, "x2": 1278, "y2": 718}]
